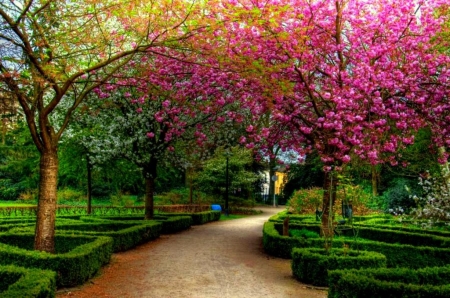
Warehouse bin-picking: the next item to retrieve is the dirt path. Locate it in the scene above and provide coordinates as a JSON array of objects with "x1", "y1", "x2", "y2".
[{"x1": 57, "y1": 207, "x2": 327, "y2": 298}]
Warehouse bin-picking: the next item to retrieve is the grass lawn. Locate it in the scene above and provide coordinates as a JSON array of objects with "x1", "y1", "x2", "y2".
[
  {"x1": 0, "y1": 201, "x2": 36, "y2": 207},
  {"x1": 220, "y1": 214, "x2": 248, "y2": 221}
]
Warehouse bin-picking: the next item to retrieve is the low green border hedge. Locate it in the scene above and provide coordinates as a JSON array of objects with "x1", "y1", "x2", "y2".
[
  {"x1": 164, "y1": 211, "x2": 221, "y2": 225},
  {"x1": 54, "y1": 220, "x2": 162, "y2": 252},
  {"x1": 292, "y1": 247, "x2": 386, "y2": 287},
  {"x1": 0, "y1": 233, "x2": 112, "y2": 287},
  {"x1": 263, "y1": 222, "x2": 450, "y2": 268},
  {"x1": 0, "y1": 265, "x2": 56, "y2": 298},
  {"x1": 328, "y1": 266, "x2": 450, "y2": 298},
  {"x1": 79, "y1": 215, "x2": 192, "y2": 234}
]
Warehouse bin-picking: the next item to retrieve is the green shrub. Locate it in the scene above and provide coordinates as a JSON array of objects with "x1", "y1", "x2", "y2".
[
  {"x1": 57, "y1": 188, "x2": 85, "y2": 204},
  {"x1": 0, "y1": 265, "x2": 56, "y2": 298},
  {"x1": 292, "y1": 247, "x2": 386, "y2": 286},
  {"x1": 0, "y1": 233, "x2": 112, "y2": 287},
  {"x1": 290, "y1": 228, "x2": 320, "y2": 239},
  {"x1": 262, "y1": 222, "x2": 308, "y2": 258},
  {"x1": 80, "y1": 215, "x2": 192, "y2": 234},
  {"x1": 54, "y1": 220, "x2": 162, "y2": 252},
  {"x1": 164, "y1": 211, "x2": 220, "y2": 225},
  {"x1": 263, "y1": 221, "x2": 450, "y2": 268},
  {"x1": 287, "y1": 187, "x2": 323, "y2": 214},
  {"x1": 328, "y1": 266, "x2": 450, "y2": 298}
]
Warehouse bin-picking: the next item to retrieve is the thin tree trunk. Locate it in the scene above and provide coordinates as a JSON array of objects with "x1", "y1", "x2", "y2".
[
  {"x1": 371, "y1": 166, "x2": 378, "y2": 197},
  {"x1": 34, "y1": 149, "x2": 58, "y2": 253},
  {"x1": 144, "y1": 176, "x2": 155, "y2": 219},
  {"x1": 321, "y1": 171, "x2": 337, "y2": 238},
  {"x1": 144, "y1": 159, "x2": 157, "y2": 220},
  {"x1": 87, "y1": 154, "x2": 92, "y2": 215}
]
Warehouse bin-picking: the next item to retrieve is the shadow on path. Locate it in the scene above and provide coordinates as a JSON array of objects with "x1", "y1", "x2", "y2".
[{"x1": 58, "y1": 206, "x2": 327, "y2": 298}]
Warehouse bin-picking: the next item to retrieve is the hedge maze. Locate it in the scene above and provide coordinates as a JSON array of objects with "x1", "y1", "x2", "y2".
[
  {"x1": 0, "y1": 210, "x2": 220, "y2": 296},
  {"x1": 264, "y1": 213, "x2": 450, "y2": 297}
]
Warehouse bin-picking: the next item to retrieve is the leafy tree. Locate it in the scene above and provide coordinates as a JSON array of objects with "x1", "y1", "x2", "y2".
[
  {"x1": 215, "y1": 0, "x2": 450, "y2": 235},
  {"x1": 195, "y1": 146, "x2": 262, "y2": 206},
  {"x1": 0, "y1": 0, "x2": 210, "y2": 252}
]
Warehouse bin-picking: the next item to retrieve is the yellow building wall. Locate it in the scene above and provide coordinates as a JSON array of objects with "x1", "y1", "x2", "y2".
[{"x1": 274, "y1": 171, "x2": 286, "y2": 195}]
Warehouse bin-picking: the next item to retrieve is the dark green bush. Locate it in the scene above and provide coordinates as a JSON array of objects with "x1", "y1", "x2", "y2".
[
  {"x1": 164, "y1": 211, "x2": 220, "y2": 225},
  {"x1": 80, "y1": 215, "x2": 192, "y2": 234},
  {"x1": 328, "y1": 266, "x2": 450, "y2": 298},
  {"x1": 290, "y1": 228, "x2": 320, "y2": 239},
  {"x1": 0, "y1": 233, "x2": 112, "y2": 287},
  {"x1": 53, "y1": 220, "x2": 162, "y2": 252},
  {"x1": 292, "y1": 247, "x2": 386, "y2": 287},
  {"x1": 263, "y1": 222, "x2": 450, "y2": 268},
  {"x1": 0, "y1": 265, "x2": 56, "y2": 298},
  {"x1": 262, "y1": 222, "x2": 308, "y2": 258}
]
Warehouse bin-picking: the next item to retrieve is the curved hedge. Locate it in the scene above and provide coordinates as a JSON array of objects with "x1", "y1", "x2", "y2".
[
  {"x1": 0, "y1": 233, "x2": 112, "y2": 287},
  {"x1": 292, "y1": 247, "x2": 386, "y2": 287},
  {"x1": 80, "y1": 215, "x2": 193, "y2": 234},
  {"x1": 0, "y1": 265, "x2": 56, "y2": 298},
  {"x1": 328, "y1": 266, "x2": 450, "y2": 298},
  {"x1": 55, "y1": 220, "x2": 162, "y2": 252},
  {"x1": 164, "y1": 211, "x2": 221, "y2": 225},
  {"x1": 263, "y1": 222, "x2": 450, "y2": 268}
]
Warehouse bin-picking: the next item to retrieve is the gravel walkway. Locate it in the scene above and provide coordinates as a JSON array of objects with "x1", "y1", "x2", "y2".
[{"x1": 57, "y1": 206, "x2": 327, "y2": 298}]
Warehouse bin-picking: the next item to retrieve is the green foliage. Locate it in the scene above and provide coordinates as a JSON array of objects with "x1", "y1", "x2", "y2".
[
  {"x1": 287, "y1": 187, "x2": 323, "y2": 214},
  {"x1": 282, "y1": 152, "x2": 324, "y2": 202},
  {"x1": 263, "y1": 220, "x2": 450, "y2": 268},
  {"x1": 164, "y1": 211, "x2": 221, "y2": 225},
  {"x1": 0, "y1": 265, "x2": 56, "y2": 298},
  {"x1": 328, "y1": 266, "x2": 450, "y2": 298},
  {"x1": 0, "y1": 233, "x2": 112, "y2": 287},
  {"x1": 195, "y1": 147, "x2": 261, "y2": 204},
  {"x1": 57, "y1": 188, "x2": 86, "y2": 205},
  {"x1": 53, "y1": 220, "x2": 162, "y2": 252},
  {"x1": 378, "y1": 177, "x2": 421, "y2": 214},
  {"x1": 289, "y1": 228, "x2": 320, "y2": 239},
  {"x1": 291, "y1": 247, "x2": 387, "y2": 287}
]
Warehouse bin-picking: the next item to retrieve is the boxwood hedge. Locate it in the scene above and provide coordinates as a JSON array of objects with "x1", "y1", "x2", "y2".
[
  {"x1": 328, "y1": 266, "x2": 450, "y2": 298},
  {"x1": 292, "y1": 247, "x2": 386, "y2": 287},
  {"x1": 263, "y1": 222, "x2": 450, "y2": 268},
  {"x1": 0, "y1": 265, "x2": 56, "y2": 298},
  {"x1": 0, "y1": 233, "x2": 112, "y2": 287}
]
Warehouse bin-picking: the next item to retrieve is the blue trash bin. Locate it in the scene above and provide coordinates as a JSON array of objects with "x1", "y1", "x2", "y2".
[{"x1": 211, "y1": 204, "x2": 222, "y2": 211}]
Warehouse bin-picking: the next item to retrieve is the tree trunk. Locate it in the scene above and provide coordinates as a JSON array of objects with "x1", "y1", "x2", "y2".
[
  {"x1": 87, "y1": 154, "x2": 92, "y2": 215},
  {"x1": 438, "y1": 147, "x2": 450, "y2": 186},
  {"x1": 269, "y1": 157, "x2": 276, "y2": 207},
  {"x1": 321, "y1": 171, "x2": 337, "y2": 238},
  {"x1": 371, "y1": 166, "x2": 378, "y2": 197},
  {"x1": 34, "y1": 149, "x2": 58, "y2": 253},
  {"x1": 144, "y1": 159, "x2": 157, "y2": 220}
]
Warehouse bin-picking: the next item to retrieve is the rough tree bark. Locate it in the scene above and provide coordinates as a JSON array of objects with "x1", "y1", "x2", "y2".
[{"x1": 34, "y1": 149, "x2": 59, "y2": 252}]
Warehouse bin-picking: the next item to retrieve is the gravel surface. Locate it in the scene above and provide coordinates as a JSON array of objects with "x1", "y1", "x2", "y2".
[{"x1": 57, "y1": 206, "x2": 327, "y2": 298}]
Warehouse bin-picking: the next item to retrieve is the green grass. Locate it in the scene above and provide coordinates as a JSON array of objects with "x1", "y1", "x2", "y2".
[
  {"x1": 0, "y1": 201, "x2": 36, "y2": 207},
  {"x1": 220, "y1": 214, "x2": 248, "y2": 221}
]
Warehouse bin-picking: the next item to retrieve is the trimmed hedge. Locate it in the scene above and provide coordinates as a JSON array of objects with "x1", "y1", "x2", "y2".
[
  {"x1": 0, "y1": 233, "x2": 112, "y2": 287},
  {"x1": 80, "y1": 215, "x2": 193, "y2": 234},
  {"x1": 54, "y1": 220, "x2": 162, "y2": 252},
  {"x1": 263, "y1": 222, "x2": 450, "y2": 268},
  {"x1": 328, "y1": 266, "x2": 450, "y2": 298},
  {"x1": 291, "y1": 247, "x2": 386, "y2": 287},
  {"x1": 164, "y1": 211, "x2": 221, "y2": 225},
  {"x1": 0, "y1": 265, "x2": 56, "y2": 298}
]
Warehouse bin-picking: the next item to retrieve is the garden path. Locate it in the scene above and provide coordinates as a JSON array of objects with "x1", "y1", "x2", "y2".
[{"x1": 57, "y1": 206, "x2": 327, "y2": 298}]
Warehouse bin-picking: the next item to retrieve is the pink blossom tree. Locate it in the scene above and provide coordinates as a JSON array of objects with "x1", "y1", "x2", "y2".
[
  {"x1": 89, "y1": 48, "x2": 258, "y2": 218},
  {"x1": 213, "y1": 0, "x2": 450, "y2": 234}
]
